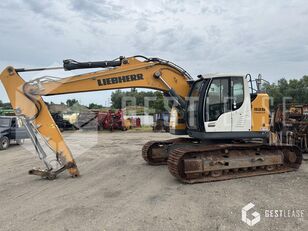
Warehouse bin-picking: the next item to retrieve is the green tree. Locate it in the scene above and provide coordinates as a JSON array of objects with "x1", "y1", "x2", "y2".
[
  {"x1": 111, "y1": 89, "x2": 123, "y2": 109},
  {"x1": 89, "y1": 103, "x2": 103, "y2": 109},
  {"x1": 152, "y1": 91, "x2": 165, "y2": 113},
  {"x1": 66, "y1": 99, "x2": 79, "y2": 107},
  {"x1": 1, "y1": 102, "x2": 12, "y2": 109},
  {"x1": 263, "y1": 76, "x2": 308, "y2": 107},
  {"x1": 111, "y1": 89, "x2": 166, "y2": 113}
]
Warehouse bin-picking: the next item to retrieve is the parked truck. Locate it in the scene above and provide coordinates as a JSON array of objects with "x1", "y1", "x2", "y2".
[{"x1": 0, "y1": 116, "x2": 29, "y2": 150}]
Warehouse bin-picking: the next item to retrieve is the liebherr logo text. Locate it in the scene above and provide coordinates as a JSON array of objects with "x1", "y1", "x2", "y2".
[{"x1": 97, "y1": 74, "x2": 144, "y2": 86}]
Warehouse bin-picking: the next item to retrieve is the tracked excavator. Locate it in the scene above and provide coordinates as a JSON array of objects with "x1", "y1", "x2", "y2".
[{"x1": 0, "y1": 56, "x2": 302, "y2": 183}]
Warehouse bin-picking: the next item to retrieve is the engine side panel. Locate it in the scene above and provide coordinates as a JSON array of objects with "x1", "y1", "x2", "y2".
[{"x1": 251, "y1": 93, "x2": 270, "y2": 132}]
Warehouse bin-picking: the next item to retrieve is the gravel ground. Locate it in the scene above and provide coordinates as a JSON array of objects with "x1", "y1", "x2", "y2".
[{"x1": 0, "y1": 131, "x2": 307, "y2": 231}]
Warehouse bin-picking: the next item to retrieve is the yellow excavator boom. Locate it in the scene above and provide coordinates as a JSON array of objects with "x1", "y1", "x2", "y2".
[{"x1": 0, "y1": 56, "x2": 191, "y2": 178}]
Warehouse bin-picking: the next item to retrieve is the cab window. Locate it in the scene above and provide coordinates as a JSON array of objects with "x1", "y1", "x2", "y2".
[
  {"x1": 232, "y1": 77, "x2": 244, "y2": 110},
  {"x1": 206, "y1": 78, "x2": 230, "y2": 121},
  {"x1": 11, "y1": 118, "x2": 16, "y2": 128},
  {"x1": 187, "y1": 80, "x2": 203, "y2": 129}
]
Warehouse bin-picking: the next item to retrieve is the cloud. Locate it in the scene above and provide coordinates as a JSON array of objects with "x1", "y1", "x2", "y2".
[
  {"x1": 23, "y1": 0, "x2": 65, "y2": 21},
  {"x1": 0, "y1": 0, "x2": 307, "y2": 105},
  {"x1": 69, "y1": 0, "x2": 125, "y2": 21}
]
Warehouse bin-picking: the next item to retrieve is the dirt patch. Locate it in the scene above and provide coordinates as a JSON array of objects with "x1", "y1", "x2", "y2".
[{"x1": 0, "y1": 131, "x2": 307, "y2": 231}]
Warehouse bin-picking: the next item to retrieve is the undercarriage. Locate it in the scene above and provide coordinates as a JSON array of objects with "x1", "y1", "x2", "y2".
[{"x1": 142, "y1": 138, "x2": 302, "y2": 183}]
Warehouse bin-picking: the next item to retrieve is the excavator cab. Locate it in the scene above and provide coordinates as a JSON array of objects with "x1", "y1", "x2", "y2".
[{"x1": 179, "y1": 74, "x2": 270, "y2": 139}]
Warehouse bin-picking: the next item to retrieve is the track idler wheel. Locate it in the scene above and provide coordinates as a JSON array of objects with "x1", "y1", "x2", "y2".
[{"x1": 142, "y1": 141, "x2": 170, "y2": 165}]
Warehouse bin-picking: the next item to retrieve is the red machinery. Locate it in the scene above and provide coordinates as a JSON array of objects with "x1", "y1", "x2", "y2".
[
  {"x1": 99, "y1": 109, "x2": 127, "y2": 131},
  {"x1": 129, "y1": 117, "x2": 141, "y2": 128},
  {"x1": 77, "y1": 109, "x2": 137, "y2": 131}
]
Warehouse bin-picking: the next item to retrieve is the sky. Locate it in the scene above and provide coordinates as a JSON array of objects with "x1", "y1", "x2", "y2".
[{"x1": 0, "y1": 0, "x2": 307, "y2": 106}]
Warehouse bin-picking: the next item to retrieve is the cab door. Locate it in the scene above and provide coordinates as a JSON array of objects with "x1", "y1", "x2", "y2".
[
  {"x1": 230, "y1": 77, "x2": 251, "y2": 131},
  {"x1": 204, "y1": 78, "x2": 232, "y2": 132},
  {"x1": 186, "y1": 80, "x2": 207, "y2": 131},
  {"x1": 11, "y1": 118, "x2": 29, "y2": 139}
]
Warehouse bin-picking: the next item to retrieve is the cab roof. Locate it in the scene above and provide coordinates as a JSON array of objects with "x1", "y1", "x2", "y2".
[{"x1": 198, "y1": 73, "x2": 246, "y2": 79}]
